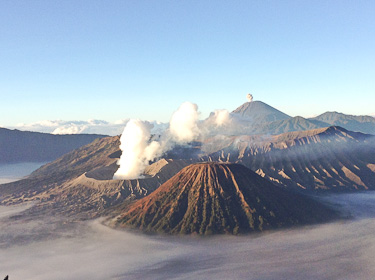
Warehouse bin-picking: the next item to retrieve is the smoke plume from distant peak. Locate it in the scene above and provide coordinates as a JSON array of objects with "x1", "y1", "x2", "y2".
[{"x1": 247, "y1": 93, "x2": 253, "y2": 102}]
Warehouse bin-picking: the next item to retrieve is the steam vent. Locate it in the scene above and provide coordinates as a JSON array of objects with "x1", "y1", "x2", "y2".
[{"x1": 114, "y1": 162, "x2": 337, "y2": 235}]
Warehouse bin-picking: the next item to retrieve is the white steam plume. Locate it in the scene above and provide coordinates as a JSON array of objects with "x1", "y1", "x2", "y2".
[
  {"x1": 246, "y1": 93, "x2": 253, "y2": 102},
  {"x1": 169, "y1": 102, "x2": 200, "y2": 143},
  {"x1": 212, "y1": 109, "x2": 231, "y2": 127},
  {"x1": 113, "y1": 120, "x2": 162, "y2": 180},
  {"x1": 114, "y1": 102, "x2": 201, "y2": 180}
]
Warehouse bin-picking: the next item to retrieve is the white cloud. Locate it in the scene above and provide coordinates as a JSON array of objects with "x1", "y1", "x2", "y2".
[{"x1": 10, "y1": 119, "x2": 168, "y2": 136}]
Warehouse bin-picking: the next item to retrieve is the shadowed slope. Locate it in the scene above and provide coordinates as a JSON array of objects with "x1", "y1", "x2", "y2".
[{"x1": 115, "y1": 163, "x2": 337, "y2": 235}]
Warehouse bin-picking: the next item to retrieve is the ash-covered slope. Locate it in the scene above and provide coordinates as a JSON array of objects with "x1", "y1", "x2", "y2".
[
  {"x1": 0, "y1": 127, "x2": 107, "y2": 163},
  {"x1": 30, "y1": 135, "x2": 120, "y2": 179},
  {"x1": 115, "y1": 162, "x2": 337, "y2": 235},
  {"x1": 204, "y1": 126, "x2": 375, "y2": 191},
  {"x1": 310, "y1": 112, "x2": 375, "y2": 135}
]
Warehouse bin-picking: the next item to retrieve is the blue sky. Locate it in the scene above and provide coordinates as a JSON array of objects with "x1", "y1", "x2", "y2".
[{"x1": 1, "y1": 0, "x2": 374, "y2": 127}]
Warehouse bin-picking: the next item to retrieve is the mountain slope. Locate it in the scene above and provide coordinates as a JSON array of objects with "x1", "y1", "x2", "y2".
[
  {"x1": 254, "y1": 116, "x2": 325, "y2": 135},
  {"x1": 232, "y1": 101, "x2": 290, "y2": 123},
  {"x1": 0, "y1": 127, "x2": 107, "y2": 163},
  {"x1": 114, "y1": 163, "x2": 337, "y2": 235}
]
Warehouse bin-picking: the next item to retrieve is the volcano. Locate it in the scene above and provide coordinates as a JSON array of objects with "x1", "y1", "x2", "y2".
[{"x1": 114, "y1": 162, "x2": 337, "y2": 235}]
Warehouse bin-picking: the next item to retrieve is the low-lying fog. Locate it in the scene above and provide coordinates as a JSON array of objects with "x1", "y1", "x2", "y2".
[
  {"x1": 1, "y1": 194, "x2": 375, "y2": 279},
  {"x1": 1, "y1": 166, "x2": 375, "y2": 279},
  {"x1": 0, "y1": 162, "x2": 46, "y2": 184}
]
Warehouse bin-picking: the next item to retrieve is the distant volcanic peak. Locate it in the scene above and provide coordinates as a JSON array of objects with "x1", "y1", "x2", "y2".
[
  {"x1": 232, "y1": 101, "x2": 291, "y2": 122},
  {"x1": 115, "y1": 162, "x2": 336, "y2": 235}
]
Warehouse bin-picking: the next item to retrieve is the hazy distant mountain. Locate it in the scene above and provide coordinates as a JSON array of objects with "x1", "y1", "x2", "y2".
[
  {"x1": 309, "y1": 112, "x2": 375, "y2": 135},
  {"x1": 232, "y1": 101, "x2": 291, "y2": 123},
  {"x1": 114, "y1": 162, "x2": 337, "y2": 235},
  {"x1": 0, "y1": 128, "x2": 107, "y2": 163}
]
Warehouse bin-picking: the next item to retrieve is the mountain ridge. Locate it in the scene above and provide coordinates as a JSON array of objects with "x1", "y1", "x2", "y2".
[
  {"x1": 309, "y1": 112, "x2": 375, "y2": 135},
  {"x1": 0, "y1": 127, "x2": 107, "y2": 163}
]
